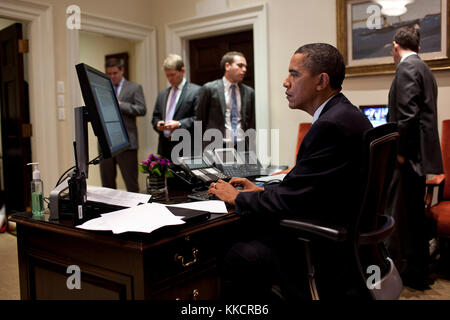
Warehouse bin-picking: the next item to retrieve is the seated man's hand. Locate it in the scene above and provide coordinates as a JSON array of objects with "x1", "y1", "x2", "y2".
[
  {"x1": 230, "y1": 177, "x2": 264, "y2": 192},
  {"x1": 208, "y1": 180, "x2": 239, "y2": 205}
]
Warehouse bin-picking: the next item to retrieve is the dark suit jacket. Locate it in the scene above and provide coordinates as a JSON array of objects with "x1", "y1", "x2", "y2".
[
  {"x1": 235, "y1": 93, "x2": 373, "y2": 227},
  {"x1": 151, "y1": 82, "x2": 201, "y2": 157},
  {"x1": 117, "y1": 79, "x2": 147, "y2": 150},
  {"x1": 196, "y1": 79, "x2": 255, "y2": 136},
  {"x1": 388, "y1": 54, "x2": 443, "y2": 176}
]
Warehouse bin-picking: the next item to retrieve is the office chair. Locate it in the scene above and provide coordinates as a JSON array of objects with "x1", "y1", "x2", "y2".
[
  {"x1": 279, "y1": 123, "x2": 403, "y2": 300},
  {"x1": 273, "y1": 122, "x2": 311, "y2": 175},
  {"x1": 426, "y1": 119, "x2": 450, "y2": 268}
]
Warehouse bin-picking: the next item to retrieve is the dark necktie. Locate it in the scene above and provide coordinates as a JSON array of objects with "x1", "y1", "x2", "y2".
[
  {"x1": 114, "y1": 84, "x2": 119, "y2": 97},
  {"x1": 230, "y1": 84, "x2": 238, "y2": 143}
]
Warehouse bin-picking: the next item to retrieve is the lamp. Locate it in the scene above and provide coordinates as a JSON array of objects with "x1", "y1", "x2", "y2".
[{"x1": 376, "y1": 0, "x2": 415, "y2": 17}]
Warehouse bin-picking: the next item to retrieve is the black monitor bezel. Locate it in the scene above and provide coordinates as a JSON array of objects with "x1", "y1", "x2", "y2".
[{"x1": 75, "y1": 63, "x2": 130, "y2": 159}]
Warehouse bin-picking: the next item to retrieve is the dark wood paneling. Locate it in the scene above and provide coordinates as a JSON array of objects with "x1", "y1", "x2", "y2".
[{"x1": 189, "y1": 30, "x2": 254, "y2": 88}]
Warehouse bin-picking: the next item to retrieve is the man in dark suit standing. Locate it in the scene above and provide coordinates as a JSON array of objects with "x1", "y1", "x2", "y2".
[
  {"x1": 151, "y1": 54, "x2": 200, "y2": 160},
  {"x1": 387, "y1": 26, "x2": 443, "y2": 290},
  {"x1": 209, "y1": 43, "x2": 372, "y2": 300},
  {"x1": 196, "y1": 51, "x2": 255, "y2": 148},
  {"x1": 101, "y1": 58, "x2": 147, "y2": 193}
]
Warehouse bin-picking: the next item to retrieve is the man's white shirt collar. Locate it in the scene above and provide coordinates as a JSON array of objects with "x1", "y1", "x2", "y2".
[
  {"x1": 312, "y1": 95, "x2": 336, "y2": 124},
  {"x1": 400, "y1": 52, "x2": 417, "y2": 64}
]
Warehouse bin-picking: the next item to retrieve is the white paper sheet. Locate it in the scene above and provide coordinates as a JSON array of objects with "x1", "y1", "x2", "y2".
[
  {"x1": 254, "y1": 174, "x2": 287, "y2": 183},
  {"x1": 164, "y1": 200, "x2": 228, "y2": 214},
  {"x1": 76, "y1": 203, "x2": 185, "y2": 234},
  {"x1": 87, "y1": 186, "x2": 151, "y2": 208}
]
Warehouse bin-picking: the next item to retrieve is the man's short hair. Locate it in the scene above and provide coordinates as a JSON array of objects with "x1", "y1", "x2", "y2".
[
  {"x1": 220, "y1": 51, "x2": 245, "y2": 71},
  {"x1": 163, "y1": 54, "x2": 184, "y2": 71},
  {"x1": 295, "y1": 43, "x2": 345, "y2": 90},
  {"x1": 394, "y1": 26, "x2": 420, "y2": 53},
  {"x1": 105, "y1": 58, "x2": 124, "y2": 70}
]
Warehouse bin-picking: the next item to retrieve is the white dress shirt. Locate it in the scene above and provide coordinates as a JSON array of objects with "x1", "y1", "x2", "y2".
[
  {"x1": 165, "y1": 78, "x2": 186, "y2": 117},
  {"x1": 223, "y1": 76, "x2": 243, "y2": 143},
  {"x1": 312, "y1": 94, "x2": 337, "y2": 124}
]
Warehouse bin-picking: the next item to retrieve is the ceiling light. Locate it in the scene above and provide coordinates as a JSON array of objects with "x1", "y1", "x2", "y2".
[{"x1": 376, "y1": 0, "x2": 415, "y2": 17}]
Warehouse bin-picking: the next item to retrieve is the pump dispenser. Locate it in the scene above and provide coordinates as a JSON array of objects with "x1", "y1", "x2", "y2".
[{"x1": 27, "y1": 162, "x2": 45, "y2": 216}]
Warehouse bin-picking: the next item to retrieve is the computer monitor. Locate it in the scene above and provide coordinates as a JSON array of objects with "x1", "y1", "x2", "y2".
[
  {"x1": 75, "y1": 63, "x2": 131, "y2": 177},
  {"x1": 360, "y1": 105, "x2": 389, "y2": 127}
]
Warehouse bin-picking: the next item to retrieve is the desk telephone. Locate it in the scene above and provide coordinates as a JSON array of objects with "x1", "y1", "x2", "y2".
[{"x1": 174, "y1": 148, "x2": 264, "y2": 187}]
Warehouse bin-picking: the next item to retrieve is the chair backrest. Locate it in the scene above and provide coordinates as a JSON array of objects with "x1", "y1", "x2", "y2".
[
  {"x1": 357, "y1": 123, "x2": 398, "y2": 234},
  {"x1": 355, "y1": 123, "x2": 401, "y2": 299},
  {"x1": 441, "y1": 120, "x2": 450, "y2": 200},
  {"x1": 295, "y1": 123, "x2": 311, "y2": 164}
]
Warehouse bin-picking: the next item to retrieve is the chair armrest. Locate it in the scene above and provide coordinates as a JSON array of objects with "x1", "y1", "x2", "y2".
[
  {"x1": 271, "y1": 168, "x2": 292, "y2": 176},
  {"x1": 426, "y1": 174, "x2": 445, "y2": 186},
  {"x1": 280, "y1": 218, "x2": 347, "y2": 242},
  {"x1": 425, "y1": 174, "x2": 445, "y2": 214},
  {"x1": 359, "y1": 215, "x2": 394, "y2": 245}
]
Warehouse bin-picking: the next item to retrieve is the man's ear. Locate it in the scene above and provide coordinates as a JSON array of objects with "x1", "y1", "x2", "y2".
[{"x1": 316, "y1": 73, "x2": 330, "y2": 91}]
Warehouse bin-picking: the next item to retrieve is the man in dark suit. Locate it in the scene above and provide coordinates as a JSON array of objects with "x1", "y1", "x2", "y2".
[
  {"x1": 101, "y1": 58, "x2": 147, "y2": 193},
  {"x1": 387, "y1": 26, "x2": 443, "y2": 290},
  {"x1": 151, "y1": 54, "x2": 200, "y2": 160},
  {"x1": 196, "y1": 51, "x2": 255, "y2": 149},
  {"x1": 209, "y1": 43, "x2": 372, "y2": 300}
]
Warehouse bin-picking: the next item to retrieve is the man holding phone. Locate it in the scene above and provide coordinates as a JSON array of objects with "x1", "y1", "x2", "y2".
[{"x1": 152, "y1": 54, "x2": 200, "y2": 160}]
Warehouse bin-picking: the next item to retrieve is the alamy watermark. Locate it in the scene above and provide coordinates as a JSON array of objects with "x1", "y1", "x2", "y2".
[
  {"x1": 167, "y1": 121, "x2": 280, "y2": 166},
  {"x1": 66, "y1": 265, "x2": 81, "y2": 290},
  {"x1": 66, "y1": 5, "x2": 81, "y2": 30}
]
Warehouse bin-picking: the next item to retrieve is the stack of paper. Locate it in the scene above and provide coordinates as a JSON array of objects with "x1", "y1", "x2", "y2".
[
  {"x1": 77, "y1": 203, "x2": 185, "y2": 234},
  {"x1": 165, "y1": 200, "x2": 227, "y2": 214},
  {"x1": 87, "y1": 186, "x2": 151, "y2": 208}
]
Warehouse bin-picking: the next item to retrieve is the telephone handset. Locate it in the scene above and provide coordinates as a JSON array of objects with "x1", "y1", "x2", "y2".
[{"x1": 176, "y1": 155, "x2": 229, "y2": 184}]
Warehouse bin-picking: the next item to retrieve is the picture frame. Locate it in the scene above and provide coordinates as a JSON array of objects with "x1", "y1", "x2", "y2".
[{"x1": 336, "y1": 0, "x2": 450, "y2": 76}]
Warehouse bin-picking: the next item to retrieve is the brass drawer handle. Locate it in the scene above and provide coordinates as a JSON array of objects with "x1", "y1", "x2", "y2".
[
  {"x1": 193, "y1": 289, "x2": 199, "y2": 300},
  {"x1": 174, "y1": 248, "x2": 199, "y2": 267}
]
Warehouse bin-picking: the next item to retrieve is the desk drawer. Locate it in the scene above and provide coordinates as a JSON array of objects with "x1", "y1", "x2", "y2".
[
  {"x1": 144, "y1": 224, "x2": 231, "y2": 287},
  {"x1": 152, "y1": 267, "x2": 220, "y2": 300}
]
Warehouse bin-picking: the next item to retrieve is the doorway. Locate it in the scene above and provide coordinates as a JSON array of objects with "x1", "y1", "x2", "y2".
[
  {"x1": 189, "y1": 30, "x2": 254, "y2": 88},
  {"x1": 0, "y1": 19, "x2": 32, "y2": 215},
  {"x1": 79, "y1": 30, "x2": 138, "y2": 191}
]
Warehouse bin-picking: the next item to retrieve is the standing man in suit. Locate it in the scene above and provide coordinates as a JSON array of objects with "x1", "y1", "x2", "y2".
[
  {"x1": 196, "y1": 51, "x2": 255, "y2": 149},
  {"x1": 101, "y1": 58, "x2": 147, "y2": 193},
  {"x1": 209, "y1": 43, "x2": 372, "y2": 300},
  {"x1": 151, "y1": 54, "x2": 201, "y2": 160},
  {"x1": 387, "y1": 26, "x2": 443, "y2": 290}
]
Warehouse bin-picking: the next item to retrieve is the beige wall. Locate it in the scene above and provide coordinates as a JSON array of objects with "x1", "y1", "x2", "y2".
[
  {"x1": 17, "y1": 0, "x2": 450, "y2": 178},
  {"x1": 79, "y1": 31, "x2": 137, "y2": 189}
]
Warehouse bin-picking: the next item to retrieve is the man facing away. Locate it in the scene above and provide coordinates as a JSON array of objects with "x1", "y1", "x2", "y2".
[
  {"x1": 196, "y1": 51, "x2": 255, "y2": 149},
  {"x1": 101, "y1": 58, "x2": 147, "y2": 192},
  {"x1": 387, "y1": 26, "x2": 443, "y2": 290},
  {"x1": 151, "y1": 54, "x2": 200, "y2": 160},
  {"x1": 209, "y1": 43, "x2": 372, "y2": 300}
]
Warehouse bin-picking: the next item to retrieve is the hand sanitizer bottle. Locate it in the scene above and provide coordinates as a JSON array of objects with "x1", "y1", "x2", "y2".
[{"x1": 27, "y1": 163, "x2": 45, "y2": 217}]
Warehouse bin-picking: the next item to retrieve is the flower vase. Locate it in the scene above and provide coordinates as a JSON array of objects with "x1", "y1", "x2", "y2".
[{"x1": 146, "y1": 174, "x2": 167, "y2": 199}]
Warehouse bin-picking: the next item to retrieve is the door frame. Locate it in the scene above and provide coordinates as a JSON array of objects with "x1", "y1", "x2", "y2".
[
  {"x1": 165, "y1": 4, "x2": 270, "y2": 132},
  {"x1": 66, "y1": 12, "x2": 158, "y2": 190},
  {"x1": 0, "y1": 0, "x2": 58, "y2": 189}
]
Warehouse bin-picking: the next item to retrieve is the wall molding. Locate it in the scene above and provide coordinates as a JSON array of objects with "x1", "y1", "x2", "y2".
[
  {"x1": 66, "y1": 12, "x2": 158, "y2": 189},
  {"x1": 0, "y1": 0, "x2": 58, "y2": 189},
  {"x1": 165, "y1": 3, "x2": 270, "y2": 132}
]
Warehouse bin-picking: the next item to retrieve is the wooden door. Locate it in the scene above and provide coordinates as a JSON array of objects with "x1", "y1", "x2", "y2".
[
  {"x1": 0, "y1": 23, "x2": 31, "y2": 214},
  {"x1": 189, "y1": 30, "x2": 254, "y2": 88}
]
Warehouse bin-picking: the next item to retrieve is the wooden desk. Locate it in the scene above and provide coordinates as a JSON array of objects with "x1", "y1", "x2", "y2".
[{"x1": 11, "y1": 193, "x2": 240, "y2": 300}]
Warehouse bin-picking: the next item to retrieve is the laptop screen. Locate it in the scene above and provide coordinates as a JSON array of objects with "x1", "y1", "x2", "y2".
[{"x1": 360, "y1": 105, "x2": 389, "y2": 127}]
